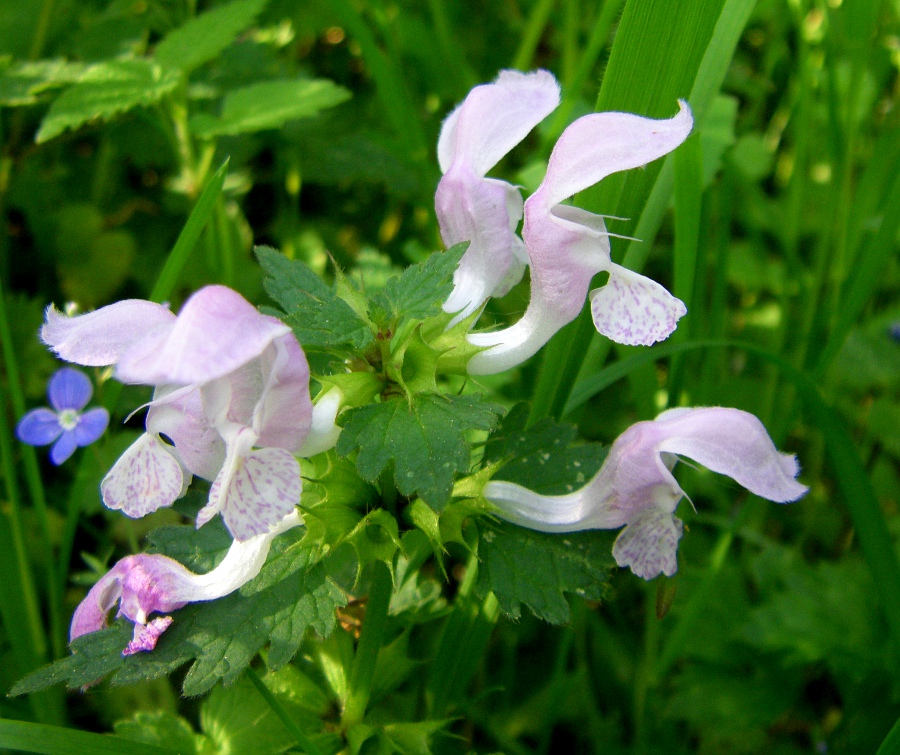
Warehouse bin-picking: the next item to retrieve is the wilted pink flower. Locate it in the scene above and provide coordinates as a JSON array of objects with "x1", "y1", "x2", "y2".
[
  {"x1": 483, "y1": 407, "x2": 807, "y2": 579},
  {"x1": 70, "y1": 511, "x2": 302, "y2": 654}
]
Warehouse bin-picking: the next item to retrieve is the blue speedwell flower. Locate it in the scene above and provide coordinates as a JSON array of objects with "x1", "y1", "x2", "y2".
[{"x1": 16, "y1": 367, "x2": 109, "y2": 464}]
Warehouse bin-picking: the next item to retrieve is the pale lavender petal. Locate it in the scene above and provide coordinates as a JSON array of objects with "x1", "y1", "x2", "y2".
[
  {"x1": 589, "y1": 264, "x2": 686, "y2": 346},
  {"x1": 101, "y1": 433, "x2": 185, "y2": 517},
  {"x1": 16, "y1": 408, "x2": 62, "y2": 446},
  {"x1": 116, "y1": 286, "x2": 290, "y2": 386},
  {"x1": 532, "y1": 100, "x2": 693, "y2": 211},
  {"x1": 47, "y1": 367, "x2": 93, "y2": 412},
  {"x1": 204, "y1": 447, "x2": 301, "y2": 541},
  {"x1": 483, "y1": 479, "x2": 612, "y2": 532},
  {"x1": 73, "y1": 407, "x2": 109, "y2": 446},
  {"x1": 653, "y1": 407, "x2": 809, "y2": 502},
  {"x1": 50, "y1": 431, "x2": 79, "y2": 465},
  {"x1": 42, "y1": 300, "x2": 174, "y2": 367},
  {"x1": 124, "y1": 616, "x2": 173, "y2": 655},
  {"x1": 612, "y1": 509, "x2": 683, "y2": 580},
  {"x1": 70, "y1": 567, "x2": 123, "y2": 641},
  {"x1": 440, "y1": 69, "x2": 560, "y2": 177},
  {"x1": 251, "y1": 334, "x2": 312, "y2": 451},
  {"x1": 148, "y1": 386, "x2": 224, "y2": 480}
]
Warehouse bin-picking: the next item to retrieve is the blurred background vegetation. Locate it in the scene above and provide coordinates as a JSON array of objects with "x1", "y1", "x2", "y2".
[{"x1": 1, "y1": 0, "x2": 900, "y2": 752}]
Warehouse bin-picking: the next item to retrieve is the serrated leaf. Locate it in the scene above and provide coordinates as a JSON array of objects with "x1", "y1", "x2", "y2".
[
  {"x1": 0, "y1": 59, "x2": 86, "y2": 106},
  {"x1": 256, "y1": 245, "x2": 373, "y2": 350},
  {"x1": 154, "y1": 0, "x2": 269, "y2": 74},
  {"x1": 337, "y1": 394, "x2": 504, "y2": 510},
  {"x1": 12, "y1": 529, "x2": 346, "y2": 697},
  {"x1": 192, "y1": 78, "x2": 351, "y2": 138},
  {"x1": 37, "y1": 60, "x2": 181, "y2": 142},
  {"x1": 484, "y1": 402, "x2": 607, "y2": 495},
  {"x1": 476, "y1": 520, "x2": 617, "y2": 624},
  {"x1": 370, "y1": 243, "x2": 467, "y2": 327}
]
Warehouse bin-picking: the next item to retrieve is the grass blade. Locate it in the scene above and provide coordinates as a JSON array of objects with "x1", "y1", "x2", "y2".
[{"x1": 0, "y1": 719, "x2": 178, "y2": 755}]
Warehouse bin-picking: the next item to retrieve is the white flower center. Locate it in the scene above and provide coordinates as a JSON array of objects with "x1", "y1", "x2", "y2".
[{"x1": 58, "y1": 409, "x2": 80, "y2": 431}]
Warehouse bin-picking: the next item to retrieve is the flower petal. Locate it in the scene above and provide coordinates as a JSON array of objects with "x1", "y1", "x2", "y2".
[
  {"x1": 70, "y1": 567, "x2": 124, "y2": 641},
  {"x1": 297, "y1": 387, "x2": 343, "y2": 457},
  {"x1": 16, "y1": 408, "x2": 62, "y2": 446},
  {"x1": 148, "y1": 386, "x2": 224, "y2": 480},
  {"x1": 438, "y1": 69, "x2": 560, "y2": 176},
  {"x1": 47, "y1": 367, "x2": 93, "y2": 412},
  {"x1": 42, "y1": 300, "x2": 174, "y2": 367},
  {"x1": 203, "y1": 447, "x2": 301, "y2": 541},
  {"x1": 589, "y1": 263, "x2": 686, "y2": 346},
  {"x1": 50, "y1": 431, "x2": 79, "y2": 465},
  {"x1": 101, "y1": 433, "x2": 185, "y2": 518},
  {"x1": 73, "y1": 407, "x2": 109, "y2": 447},
  {"x1": 653, "y1": 407, "x2": 809, "y2": 503},
  {"x1": 116, "y1": 286, "x2": 290, "y2": 386},
  {"x1": 124, "y1": 616, "x2": 173, "y2": 655},
  {"x1": 252, "y1": 334, "x2": 312, "y2": 451},
  {"x1": 532, "y1": 100, "x2": 693, "y2": 210},
  {"x1": 612, "y1": 508, "x2": 683, "y2": 580}
]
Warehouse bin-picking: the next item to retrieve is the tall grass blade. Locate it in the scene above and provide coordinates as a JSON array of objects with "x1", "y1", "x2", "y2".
[{"x1": 0, "y1": 719, "x2": 178, "y2": 755}]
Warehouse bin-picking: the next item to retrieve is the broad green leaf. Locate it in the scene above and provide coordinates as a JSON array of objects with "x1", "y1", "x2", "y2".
[
  {"x1": 256, "y1": 245, "x2": 374, "y2": 350},
  {"x1": 382, "y1": 720, "x2": 452, "y2": 755},
  {"x1": 0, "y1": 59, "x2": 85, "y2": 106},
  {"x1": 476, "y1": 520, "x2": 616, "y2": 624},
  {"x1": 36, "y1": 60, "x2": 181, "y2": 143},
  {"x1": 114, "y1": 711, "x2": 204, "y2": 754},
  {"x1": 484, "y1": 402, "x2": 606, "y2": 495},
  {"x1": 369, "y1": 243, "x2": 467, "y2": 328},
  {"x1": 192, "y1": 78, "x2": 351, "y2": 138},
  {"x1": 337, "y1": 393, "x2": 504, "y2": 510},
  {"x1": 153, "y1": 0, "x2": 269, "y2": 74},
  {"x1": 12, "y1": 529, "x2": 346, "y2": 697}
]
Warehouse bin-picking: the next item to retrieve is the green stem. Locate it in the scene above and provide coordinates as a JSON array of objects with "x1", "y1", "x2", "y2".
[
  {"x1": 0, "y1": 275, "x2": 64, "y2": 659},
  {"x1": 245, "y1": 666, "x2": 324, "y2": 755},
  {"x1": 512, "y1": 0, "x2": 556, "y2": 70},
  {"x1": 342, "y1": 559, "x2": 393, "y2": 728}
]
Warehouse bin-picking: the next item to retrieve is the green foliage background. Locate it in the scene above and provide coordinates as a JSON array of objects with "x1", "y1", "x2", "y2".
[{"x1": 1, "y1": 0, "x2": 899, "y2": 752}]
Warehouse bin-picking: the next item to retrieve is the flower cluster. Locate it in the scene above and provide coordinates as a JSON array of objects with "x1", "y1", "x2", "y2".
[
  {"x1": 41, "y1": 286, "x2": 340, "y2": 650},
  {"x1": 437, "y1": 70, "x2": 807, "y2": 578}
]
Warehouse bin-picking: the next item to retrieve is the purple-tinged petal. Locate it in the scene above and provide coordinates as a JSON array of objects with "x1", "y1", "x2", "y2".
[
  {"x1": 50, "y1": 431, "x2": 79, "y2": 465},
  {"x1": 612, "y1": 509, "x2": 683, "y2": 580},
  {"x1": 101, "y1": 433, "x2": 185, "y2": 517},
  {"x1": 70, "y1": 567, "x2": 124, "y2": 641},
  {"x1": 116, "y1": 286, "x2": 290, "y2": 386},
  {"x1": 530, "y1": 100, "x2": 693, "y2": 211},
  {"x1": 203, "y1": 446, "x2": 301, "y2": 541},
  {"x1": 252, "y1": 334, "x2": 312, "y2": 450},
  {"x1": 124, "y1": 616, "x2": 173, "y2": 655},
  {"x1": 47, "y1": 367, "x2": 93, "y2": 412},
  {"x1": 73, "y1": 407, "x2": 109, "y2": 446},
  {"x1": 589, "y1": 264, "x2": 686, "y2": 346},
  {"x1": 42, "y1": 300, "x2": 174, "y2": 367},
  {"x1": 16, "y1": 408, "x2": 62, "y2": 446},
  {"x1": 438, "y1": 69, "x2": 560, "y2": 176},
  {"x1": 652, "y1": 407, "x2": 808, "y2": 503},
  {"x1": 148, "y1": 386, "x2": 224, "y2": 480}
]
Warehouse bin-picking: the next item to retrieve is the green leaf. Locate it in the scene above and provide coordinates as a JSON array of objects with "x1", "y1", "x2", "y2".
[
  {"x1": 0, "y1": 720, "x2": 180, "y2": 755},
  {"x1": 114, "y1": 711, "x2": 204, "y2": 754},
  {"x1": 255, "y1": 245, "x2": 373, "y2": 350},
  {"x1": 36, "y1": 60, "x2": 181, "y2": 143},
  {"x1": 153, "y1": 0, "x2": 269, "y2": 75},
  {"x1": 12, "y1": 529, "x2": 346, "y2": 697},
  {"x1": 476, "y1": 520, "x2": 617, "y2": 624},
  {"x1": 192, "y1": 79, "x2": 351, "y2": 138},
  {"x1": 369, "y1": 243, "x2": 467, "y2": 328},
  {"x1": 0, "y1": 59, "x2": 86, "y2": 106},
  {"x1": 381, "y1": 720, "x2": 452, "y2": 755},
  {"x1": 337, "y1": 393, "x2": 504, "y2": 510},
  {"x1": 484, "y1": 402, "x2": 606, "y2": 495}
]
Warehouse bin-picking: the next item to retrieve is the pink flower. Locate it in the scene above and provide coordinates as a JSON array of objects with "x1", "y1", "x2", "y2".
[
  {"x1": 70, "y1": 511, "x2": 302, "y2": 654},
  {"x1": 483, "y1": 407, "x2": 808, "y2": 579}
]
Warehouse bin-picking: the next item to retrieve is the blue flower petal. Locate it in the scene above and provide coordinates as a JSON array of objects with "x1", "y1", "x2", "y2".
[
  {"x1": 47, "y1": 367, "x2": 93, "y2": 413},
  {"x1": 74, "y1": 407, "x2": 109, "y2": 447},
  {"x1": 50, "y1": 431, "x2": 79, "y2": 465},
  {"x1": 16, "y1": 408, "x2": 63, "y2": 446}
]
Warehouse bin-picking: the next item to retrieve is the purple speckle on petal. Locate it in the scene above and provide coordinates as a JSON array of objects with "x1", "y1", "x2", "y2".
[{"x1": 123, "y1": 615, "x2": 173, "y2": 655}]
